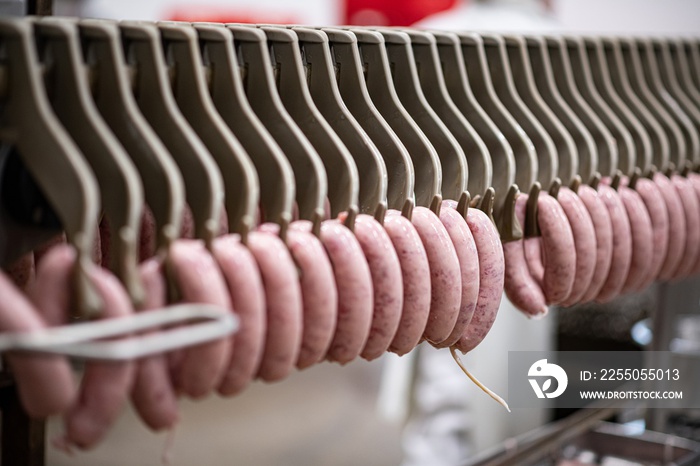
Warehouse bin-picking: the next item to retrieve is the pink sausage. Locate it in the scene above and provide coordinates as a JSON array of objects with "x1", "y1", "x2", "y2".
[
  {"x1": 99, "y1": 216, "x2": 111, "y2": 269},
  {"x1": 180, "y1": 204, "x2": 195, "y2": 239},
  {"x1": 384, "y1": 210, "x2": 431, "y2": 356},
  {"x1": 453, "y1": 207, "x2": 505, "y2": 353},
  {"x1": 0, "y1": 272, "x2": 75, "y2": 418},
  {"x1": 168, "y1": 240, "x2": 232, "y2": 398},
  {"x1": 688, "y1": 173, "x2": 700, "y2": 276},
  {"x1": 524, "y1": 237, "x2": 544, "y2": 286},
  {"x1": 558, "y1": 188, "x2": 597, "y2": 307},
  {"x1": 139, "y1": 206, "x2": 157, "y2": 261},
  {"x1": 536, "y1": 193, "x2": 576, "y2": 304},
  {"x1": 411, "y1": 206, "x2": 462, "y2": 345},
  {"x1": 654, "y1": 173, "x2": 686, "y2": 281},
  {"x1": 347, "y1": 214, "x2": 403, "y2": 361},
  {"x1": 503, "y1": 195, "x2": 548, "y2": 317},
  {"x1": 595, "y1": 185, "x2": 633, "y2": 303},
  {"x1": 618, "y1": 186, "x2": 654, "y2": 293},
  {"x1": 31, "y1": 245, "x2": 135, "y2": 451},
  {"x1": 33, "y1": 234, "x2": 67, "y2": 266},
  {"x1": 436, "y1": 201, "x2": 480, "y2": 348},
  {"x1": 130, "y1": 258, "x2": 179, "y2": 431},
  {"x1": 577, "y1": 186, "x2": 614, "y2": 303},
  {"x1": 670, "y1": 175, "x2": 700, "y2": 279},
  {"x1": 293, "y1": 220, "x2": 373, "y2": 365},
  {"x1": 247, "y1": 230, "x2": 303, "y2": 380},
  {"x1": 259, "y1": 221, "x2": 338, "y2": 369},
  {"x1": 632, "y1": 178, "x2": 669, "y2": 289},
  {"x1": 5, "y1": 253, "x2": 35, "y2": 290},
  {"x1": 213, "y1": 235, "x2": 267, "y2": 395}
]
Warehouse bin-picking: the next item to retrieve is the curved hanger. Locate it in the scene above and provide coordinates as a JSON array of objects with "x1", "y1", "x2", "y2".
[
  {"x1": 33, "y1": 17, "x2": 145, "y2": 306},
  {"x1": 293, "y1": 27, "x2": 387, "y2": 220},
  {"x1": 120, "y1": 21, "x2": 224, "y2": 248},
  {"x1": 350, "y1": 28, "x2": 438, "y2": 216},
  {"x1": 600, "y1": 37, "x2": 665, "y2": 174},
  {"x1": 459, "y1": 32, "x2": 533, "y2": 210},
  {"x1": 670, "y1": 39, "x2": 700, "y2": 120},
  {"x1": 322, "y1": 27, "x2": 413, "y2": 217},
  {"x1": 430, "y1": 31, "x2": 501, "y2": 204},
  {"x1": 227, "y1": 24, "x2": 327, "y2": 231},
  {"x1": 503, "y1": 35, "x2": 576, "y2": 187},
  {"x1": 0, "y1": 18, "x2": 101, "y2": 316},
  {"x1": 482, "y1": 33, "x2": 553, "y2": 188},
  {"x1": 583, "y1": 36, "x2": 650, "y2": 178},
  {"x1": 619, "y1": 37, "x2": 682, "y2": 172},
  {"x1": 652, "y1": 38, "x2": 700, "y2": 168},
  {"x1": 193, "y1": 23, "x2": 294, "y2": 233},
  {"x1": 565, "y1": 35, "x2": 634, "y2": 177},
  {"x1": 78, "y1": 19, "x2": 185, "y2": 256},
  {"x1": 259, "y1": 25, "x2": 359, "y2": 223},
  {"x1": 157, "y1": 22, "x2": 260, "y2": 242},
  {"x1": 686, "y1": 39, "x2": 700, "y2": 91}
]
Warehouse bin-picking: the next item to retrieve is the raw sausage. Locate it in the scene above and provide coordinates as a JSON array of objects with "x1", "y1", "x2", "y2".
[
  {"x1": 687, "y1": 173, "x2": 700, "y2": 276},
  {"x1": 5, "y1": 252, "x2": 35, "y2": 290},
  {"x1": 670, "y1": 175, "x2": 700, "y2": 279},
  {"x1": 213, "y1": 235, "x2": 267, "y2": 394},
  {"x1": 435, "y1": 201, "x2": 480, "y2": 348},
  {"x1": 0, "y1": 271, "x2": 74, "y2": 418},
  {"x1": 99, "y1": 216, "x2": 111, "y2": 268},
  {"x1": 502, "y1": 195, "x2": 548, "y2": 317},
  {"x1": 30, "y1": 245, "x2": 135, "y2": 451},
  {"x1": 411, "y1": 206, "x2": 461, "y2": 345},
  {"x1": 595, "y1": 185, "x2": 632, "y2": 303},
  {"x1": 248, "y1": 230, "x2": 303, "y2": 380},
  {"x1": 654, "y1": 173, "x2": 686, "y2": 281},
  {"x1": 618, "y1": 185, "x2": 654, "y2": 293},
  {"x1": 632, "y1": 178, "x2": 669, "y2": 289},
  {"x1": 291, "y1": 220, "x2": 373, "y2": 365},
  {"x1": 341, "y1": 214, "x2": 402, "y2": 361},
  {"x1": 453, "y1": 206, "x2": 505, "y2": 353},
  {"x1": 537, "y1": 193, "x2": 576, "y2": 304},
  {"x1": 139, "y1": 206, "x2": 157, "y2": 261},
  {"x1": 384, "y1": 211, "x2": 431, "y2": 356},
  {"x1": 558, "y1": 187, "x2": 597, "y2": 307},
  {"x1": 577, "y1": 185, "x2": 614, "y2": 303},
  {"x1": 259, "y1": 221, "x2": 338, "y2": 370}
]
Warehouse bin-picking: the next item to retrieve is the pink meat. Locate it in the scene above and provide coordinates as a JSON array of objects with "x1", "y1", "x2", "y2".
[
  {"x1": 618, "y1": 185, "x2": 654, "y2": 293},
  {"x1": 537, "y1": 193, "x2": 576, "y2": 304},
  {"x1": 5, "y1": 252, "x2": 35, "y2": 290},
  {"x1": 577, "y1": 185, "x2": 614, "y2": 303},
  {"x1": 670, "y1": 175, "x2": 700, "y2": 279},
  {"x1": 595, "y1": 185, "x2": 633, "y2": 303},
  {"x1": 632, "y1": 178, "x2": 669, "y2": 289},
  {"x1": 654, "y1": 173, "x2": 686, "y2": 280},
  {"x1": 687, "y1": 173, "x2": 700, "y2": 276}
]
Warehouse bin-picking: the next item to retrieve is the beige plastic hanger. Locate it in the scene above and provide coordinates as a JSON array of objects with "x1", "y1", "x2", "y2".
[
  {"x1": 350, "y1": 28, "x2": 438, "y2": 215},
  {"x1": 545, "y1": 36, "x2": 614, "y2": 180},
  {"x1": 583, "y1": 36, "x2": 650, "y2": 177},
  {"x1": 157, "y1": 22, "x2": 259, "y2": 242},
  {"x1": 459, "y1": 33, "x2": 535, "y2": 203},
  {"x1": 193, "y1": 23, "x2": 294, "y2": 234},
  {"x1": 601, "y1": 37, "x2": 665, "y2": 174},
  {"x1": 565, "y1": 35, "x2": 635, "y2": 177},
  {"x1": 120, "y1": 21, "x2": 224, "y2": 248},
  {"x1": 430, "y1": 31, "x2": 502, "y2": 205},
  {"x1": 33, "y1": 18, "x2": 145, "y2": 306},
  {"x1": 292, "y1": 27, "x2": 387, "y2": 221},
  {"x1": 652, "y1": 38, "x2": 700, "y2": 168},
  {"x1": 670, "y1": 39, "x2": 700, "y2": 120},
  {"x1": 0, "y1": 17, "x2": 101, "y2": 316},
  {"x1": 258, "y1": 26, "x2": 359, "y2": 224},
  {"x1": 503, "y1": 35, "x2": 575, "y2": 186},
  {"x1": 687, "y1": 39, "x2": 700, "y2": 91},
  {"x1": 377, "y1": 28, "x2": 463, "y2": 204},
  {"x1": 619, "y1": 37, "x2": 683, "y2": 172},
  {"x1": 227, "y1": 25, "x2": 326, "y2": 231},
  {"x1": 78, "y1": 19, "x2": 185, "y2": 255},
  {"x1": 482, "y1": 33, "x2": 554, "y2": 188},
  {"x1": 523, "y1": 35, "x2": 587, "y2": 184},
  {"x1": 404, "y1": 28, "x2": 485, "y2": 206},
  {"x1": 322, "y1": 27, "x2": 413, "y2": 215}
]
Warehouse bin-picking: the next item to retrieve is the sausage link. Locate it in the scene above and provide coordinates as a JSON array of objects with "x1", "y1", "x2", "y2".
[
  {"x1": 247, "y1": 230, "x2": 303, "y2": 380},
  {"x1": 435, "y1": 201, "x2": 480, "y2": 347},
  {"x1": 5, "y1": 253, "x2": 35, "y2": 291},
  {"x1": 595, "y1": 185, "x2": 633, "y2": 302},
  {"x1": 523, "y1": 237, "x2": 544, "y2": 286},
  {"x1": 99, "y1": 216, "x2": 111, "y2": 269},
  {"x1": 453, "y1": 207, "x2": 505, "y2": 353},
  {"x1": 411, "y1": 206, "x2": 462, "y2": 345},
  {"x1": 139, "y1": 206, "x2": 157, "y2": 261},
  {"x1": 618, "y1": 185, "x2": 654, "y2": 293},
  {"x1": 502, "y1": 194, "x2": 548, "y2": 317},
  {"x1": 537, "y1": 193, "x2": 576, "y2": 304},
  {"x1": 654, "y1": 173, "x2": 686, "y2": 280},
  {"x1": 384, "y1": 211, "x2": 431, "y2": 356},
  {"x1": 688, "y1": 173, "x2": 700, "y2": 276},
  {"x1": 670, "y1": 175, "x2": 700, "y2": 279},
  {"x1": 632, "y1": 178, "x2": 669, "y2": 289},
  {"x1": 213, "y1": 235, "x2": 267, "y2": 395},
  {"x1": 577, "y1": 186, "x2": 614, "y2": 303}
]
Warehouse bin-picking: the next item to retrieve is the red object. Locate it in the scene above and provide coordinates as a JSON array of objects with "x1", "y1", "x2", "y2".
[{"x1": 343, "y1": 0, "x2": 459, "y2": 26}]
